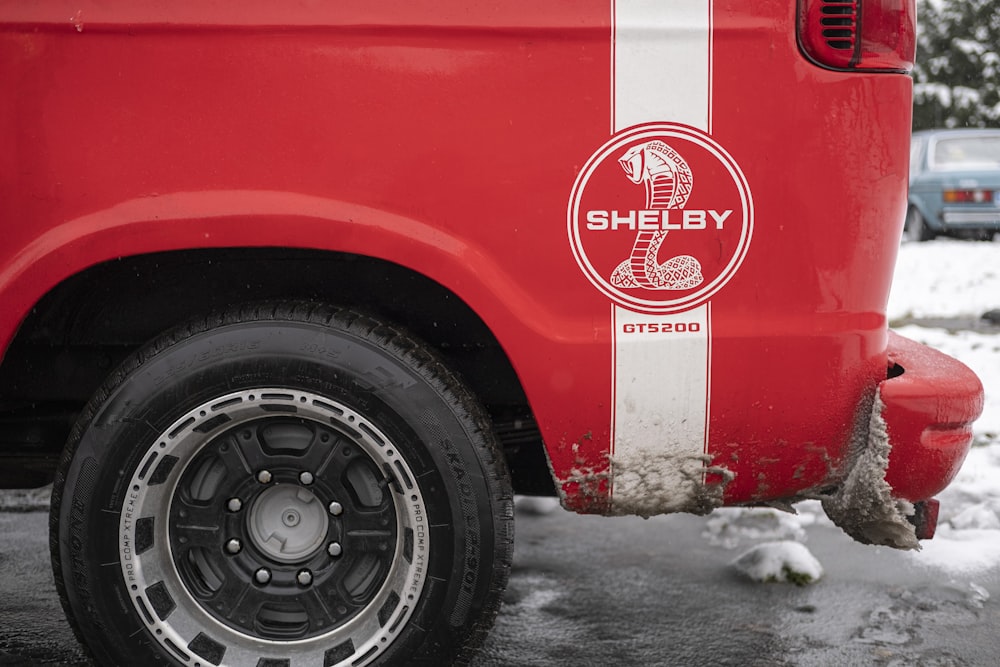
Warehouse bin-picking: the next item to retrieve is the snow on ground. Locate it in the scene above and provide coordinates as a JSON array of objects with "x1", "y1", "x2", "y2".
[
  {"x1": 887, "y1": 239, "x2": 1000, "y2": 321},
  {"x1": 731, "y1": 540, "x2": 824, "y2": 585},
  {"x1": 727, "y1": 238, "x2": 1000, "y2": 579},
  {"x1": 703, "y1": 505, "x2": 811, "y2": 549},
  {"x1": 888, "y1": 240, "x2": 1000, "y2": 572}
]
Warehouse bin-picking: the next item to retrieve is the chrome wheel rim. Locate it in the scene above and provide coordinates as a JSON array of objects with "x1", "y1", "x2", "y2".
[{"x1": 119, "y1": 389, "x2": 428, "y2": 666}]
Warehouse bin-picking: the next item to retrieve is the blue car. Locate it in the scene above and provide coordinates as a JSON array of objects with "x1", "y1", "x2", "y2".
[{"x1": 906, "y1": 128, "x2": 1000, "y2": 242}]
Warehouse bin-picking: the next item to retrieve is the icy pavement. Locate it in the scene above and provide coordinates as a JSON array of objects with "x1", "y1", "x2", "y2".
[{"x1": 479, "y1": 502, "x2": 1000, "y2": 666}]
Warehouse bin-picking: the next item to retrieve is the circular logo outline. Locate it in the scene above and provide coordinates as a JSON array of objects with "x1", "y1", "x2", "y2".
[{"x1": 568, "y1": 123, "x2": 754, "y2": 314}]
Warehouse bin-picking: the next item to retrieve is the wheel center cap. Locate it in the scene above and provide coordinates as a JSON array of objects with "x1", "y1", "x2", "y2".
[{"x1": 248, "y1": 484, "x2": 328, "y2": 563}]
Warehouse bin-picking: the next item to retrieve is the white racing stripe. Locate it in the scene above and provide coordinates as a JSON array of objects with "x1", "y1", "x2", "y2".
[
  {"x1": 610, "y1": 0, "x2": 714, "y2": 515},
  {"x1": 613, "y1": 0, "x2": 710, "y2": 132}
]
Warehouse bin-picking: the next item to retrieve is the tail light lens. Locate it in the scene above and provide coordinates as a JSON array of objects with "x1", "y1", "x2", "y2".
[
  {"x1": 798, "y1": 0, "x2": 916, "y2": 72},
  {"x1": 943, "y1": 189, "x2": 994, "y2": 204}
]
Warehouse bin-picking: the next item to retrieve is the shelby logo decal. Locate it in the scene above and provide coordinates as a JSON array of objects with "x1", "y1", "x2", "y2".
[
  {"x1": 568, "y1": 124, "x2": 753, "y2": 313},
  {"x1": 586, "y1": 209, "x2": 733, "y2": 231}
]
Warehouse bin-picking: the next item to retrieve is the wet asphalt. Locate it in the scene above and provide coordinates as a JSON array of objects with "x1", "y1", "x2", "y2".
[{"x1": 2, "y1": 499, "x2": 999, "y2": 666}]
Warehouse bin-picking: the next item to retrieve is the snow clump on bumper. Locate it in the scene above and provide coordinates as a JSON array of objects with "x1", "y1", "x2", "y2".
[{"x1": 821, "y1": 391, "x2": 920, "y2": 550}]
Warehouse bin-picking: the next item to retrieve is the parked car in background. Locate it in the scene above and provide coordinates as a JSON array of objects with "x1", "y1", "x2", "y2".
[{"x1": 906, "y1": 128, "x2": 1000, "y2": 242}]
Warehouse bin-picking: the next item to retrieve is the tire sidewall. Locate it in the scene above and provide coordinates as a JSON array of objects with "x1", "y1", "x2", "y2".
[{"x1": 904, "y1": 206, "x2": 933, "y2": 243}]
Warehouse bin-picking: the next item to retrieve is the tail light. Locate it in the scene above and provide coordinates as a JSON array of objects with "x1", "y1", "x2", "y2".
[
  {"x1": 943, "y1": 189, "x2": 994, "y2": 204},
  {"x1": 798, "y1": 0, "x2": 916, "y2": 72}
]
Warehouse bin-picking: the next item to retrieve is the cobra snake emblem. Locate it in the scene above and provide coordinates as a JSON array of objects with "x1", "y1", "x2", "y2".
[{"x1": 610, "y1": 140, "x2": 704, "y2": 290}]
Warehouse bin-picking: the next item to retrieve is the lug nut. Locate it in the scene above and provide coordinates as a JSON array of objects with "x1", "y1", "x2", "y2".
[
  {"x1": 226, "y1": 498, "x2": 243, "y2": 512},
  {"x1": 257, "y1": 470, "x2": 273, "y2": 484},
  {"x1": 225, "y1": 538, "x2": 242, "y2": 555},
  {"x1": 254, "y1": 568, "x2": 272, "y2": 585},
  {"x1": 328, "y1": 501, "x2": 343, "y2": 516},
  {"x1": 296, "y1": 569, "x2": 313, "y2": 586},
  {"x1": 327, "y1": 542, "x2": 343, "y2": 557},
  {"x1": 299, "y1": 471, "x2": 315, "y2": 485}
]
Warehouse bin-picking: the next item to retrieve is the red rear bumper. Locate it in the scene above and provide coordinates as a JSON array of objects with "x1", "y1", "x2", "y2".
[{"x1": 881, "y1": 331, "x2": 984, "y2": 502}]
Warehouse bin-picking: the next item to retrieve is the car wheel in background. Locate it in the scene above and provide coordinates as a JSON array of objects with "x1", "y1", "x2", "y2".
[{"x1": 903, "y1": 206, "x2": 935, "y2": 242}]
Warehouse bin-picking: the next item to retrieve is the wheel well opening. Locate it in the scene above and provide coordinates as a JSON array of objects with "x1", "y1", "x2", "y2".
[{"x1": 0, "y1": 248, "x2": 554, "y2": 494}]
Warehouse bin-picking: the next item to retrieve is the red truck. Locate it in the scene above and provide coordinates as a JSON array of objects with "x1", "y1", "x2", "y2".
[{"x1": 0, "y1": 1, "x2": 984, "y2": 665}]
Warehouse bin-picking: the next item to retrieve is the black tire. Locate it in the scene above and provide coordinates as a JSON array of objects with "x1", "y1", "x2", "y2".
[
  {"x1": 903, "y1": 206, "x2": 934, "y2": 242},
  {"x1": 50, "y1": 303, "x2": 514, "y2": 666}
]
